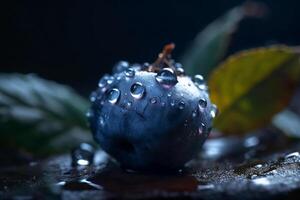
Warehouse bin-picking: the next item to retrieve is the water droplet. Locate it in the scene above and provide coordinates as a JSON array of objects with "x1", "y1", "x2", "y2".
[
  {"x1": 192, "y1": 109, "x2": 199, "y2": 118},
  {"x1": 244, "y1": 136, "x2": 259, "y2": 148},
  {"x1": 71, "y1": 143, "x2": 95, "y2": 167},
  {"x1": 170, "y1": 100, "x2": 176, "y2": 107},
  {"x1": 142, "y1": 62, "x2": 150, "y2": 69},
  {"x1": 252, "y1": 177, "x2": 270, "y2": 186},
  {"x1": 89, "y1": 92, "x2": 97, "y2": 102},
  {"x1": 124, "y1": 68, "x2": 135, "y2": 78},
  {"x1": 126, "y1": 101, "x2": 132, "y2": 108},
  {"x1": 198, "y1": 98, "x2": 207, "y2": 108},
  {"x1": 106, "y1": 76, "x2": 115, "y2": 85},
  {"x1": 107, "y1": 88, "x2": 120, "y2": 104},
  {"x1": 99, "y1": 116, "x2": 105, "y2": 127},
  {"x1": 150, "y1": 97, "x2": 157, "y2": 104},
  {"x1": 251, "y1": 174, "x2": 258, "y2": 179},
  {"x1": 130, "y1": 82, "x2": 145, "y2": 99},
  {"x1": 193, "y1": 74, "x2": 205, "y2": 85},
  {"x1": 178, "y1": 101, "x2": 185, "y2": 110},
  {"x1": 285, "y1": 152, "x2": 300, "y2": 159},
  {"x1": 198, "y1": 123, "x2": 206, "y2": 135},
  {"x1": 254, "y1": 164, "x2": 263, "y2": 169},
  {"x1": 176, "y1": 67, "x2": 185, "y2": 76},
  {"x1": 86, "y1": 110, "x2": 93, "y2": 119},
  {"x1": 197, "y1": 184, "x2": 215, "y2": 190},
  {"x1": 98, "y1": 75, "x2": 110, "y2": 88},
  {"x1": 193, "y1": 74, "x2": 208, "y2": 90},
  {"x1": 283, "y1": 152, "x2": 300, "y2": 164},
  {"x1": 161, "y1": 102, "x2": 166, "y2": 107},
  {"x1": 131, "y1": 63, "x2": 141, "y2": 71},
  {"x1": 155, "y1": 68, "x2": 178, "y2": 88},
  {"x1": 210, "y1": 104, "x2": 218, "y2": 118},
  {"x1": 113, "y1": 61, "x2": 129, "y2": 73},
  {"x1": 167, "y1": 93, "x2": 172, "y2": 97}
]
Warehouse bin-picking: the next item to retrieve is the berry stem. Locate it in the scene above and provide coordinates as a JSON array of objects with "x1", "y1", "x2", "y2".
[{"x1": 149, "y1": 43, "x2": 175, "y2": 72}]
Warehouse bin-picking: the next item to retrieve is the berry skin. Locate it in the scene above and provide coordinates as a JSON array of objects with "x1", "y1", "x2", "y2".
[{"x1": 88, "y1": 44, "x2": 217, "y2": 172}]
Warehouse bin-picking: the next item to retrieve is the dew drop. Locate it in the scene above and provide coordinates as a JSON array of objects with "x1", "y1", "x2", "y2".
[
  {"x1": 86, "y1": 110, "x2": 93, "y2": 119},
  {"x1": 99, "y1": 116, "x2": 105, "y2": 128},
  {"x1": 178, "y1": 101, "x2": 185, "y2": 110},
  {"x1": 170, "y1": 100, "x2": 176, "y2": 107},
  {"x1": 150, "y1": 97, "x2": 157, "y2": 104},
  {"x1": 130, "y1": 82, "x2": 145, "y2": 99},
  {"x1": 193, "y1": 74, "x2": 208, "y2": 90},
  {"x1": 113, "y1": 61, "x2": 129, "y2": 73},
  {"x1": 89, "y1": 92, "x2": 97, "y2": 102},
  {"x1": 198, "y1": 123, "x2": 206, "y2": 135},
  {"x1": 161, "y1": 102, "x2": 166, "y2": 107},
  {"x1": 125, "y1": 68, "x2": 135, "y2": 78},
  {"x1": 107, "y1": 88, "x2": 120, "y2": 104},
  {"x1": 198, "y1": 98, "x2": 207, "y2": 108},
  {"x1": 192, "y1": 109, "x2": 199, "y2": 118},
  {"x1": 155, "y1": 68, "x2": 178, "y2": 88},
  {"x1": 167, "y1": 93, "x2": 172, "y2": 97},
  {"x1": 71, "y1": 143, "x2": 95, "y2": 167},
  {"x1": 106, "y1": 76, "x2": 115, "y2": 85},
  {"x1": 254, "y1": 164, "x2": 263, "y2": 169},
  {"x1": 98, "y1": 75, "x2": 110, "y2": 88},
  {"x1": 285, "y1": 151, "x2": 300, "y2": 159},
  {"x1": 193, "y1": 74, "x2": 205, "y2": 85},
  {"x1": 176, "y1": 67, "x2": 185, "y2": 76},
  {"x1": 210, "y1": 104, "x2": 218, "y2": 118},
  {"x1": 126, "y1": 101, "x2": 132, "y2": 108},
  {"x1": 142, "y1": 62, "x2": 150, "y2": 69}
]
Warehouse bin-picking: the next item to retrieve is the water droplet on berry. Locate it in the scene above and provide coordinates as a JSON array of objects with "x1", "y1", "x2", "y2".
[
  {"x1": 89, "y1": 92, "x2": 97, "y2": 102},
  {"x1": 106, "y1": 76, "x2": 114, "y2": 85},
  {"x1": 178, "y1": 101, "x2": 185, "y2": 110},
  {"x1": 192, "y1": 109, "x2": 199, "y2": 118},
  {"x1": 198, "y1": 123, "x2": 206, "y2": 135},
  {"x1": 170, "y1": 100, "x2": 176, "y2": 107},
  {"x1": 86, "y1": 110, "x2": 93, "y2": 119},
  {"x1": 155, "y1": 68, "x2": 178, "y2": 88},
  {"x1": 125, "y1": 68, "x2": 135, "y2": 78},
  {"x1": 130, "y1": 82, "x2": 145, "y2": 99},
  {"x1": 199, "y1": 98, "x2": 207, "y2": 108},
  {"x1": 285, "y1": 152, "x2": 300, "y2": 159},
  {"x1": 150, "y1": 97, "x2": 157, "y2": 104},
  {"x1": 167, "y1": 93, "x2": 172, "y2": 97},
  {"x1": 126, "y1": 101, "x2": 132, "y2": 108},
  {"x1": 71, "y1": 143, "x2": 95, "y2": 167},
  {"x1": 98, "y1": 75, "x2": 110, "y2": 88},
  {"x1": 193, "y1": 74, "x2": 205, "y2": 85},
  {"x1": 113, "y1": 61, "x2": 129, "y2": 73},
  {"x1": 210, "y1": 104, "x2": 218, "y2": 118},
  {"x1": 175, "y1": 64, "x2": 185, "y2": 75},
  {"x1": 107, "y1": 88, "x2": 120, "y2": 104},
  {"x1": 99, "y1": 116, "x2": 105, "y2": 127},
  {"x1": 142, "y1": 62, "x2": 150, "y2": 69},
  {"x1": 161, "y1": 102, "x2": 166, "y2": 107}
]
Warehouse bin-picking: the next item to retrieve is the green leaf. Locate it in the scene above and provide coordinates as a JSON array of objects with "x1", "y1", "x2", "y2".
[
  {"x1": 181, "y1": 2, "x2": 265, "y2": 77},
  {"x1": 208, "y1": 46, "x2": 300, "y2": 135},
  {"x1": 0, "y1": 73, "x2": 92, "y2": 155}
]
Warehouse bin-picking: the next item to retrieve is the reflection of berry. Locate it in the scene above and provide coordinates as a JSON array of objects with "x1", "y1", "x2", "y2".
[{"x1": 88, "y1": 44, "x2": 217, "y2": 172}]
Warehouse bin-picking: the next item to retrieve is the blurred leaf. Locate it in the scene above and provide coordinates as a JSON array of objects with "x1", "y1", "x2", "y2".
[
  {"x1": 208, "y1": 46, "x2": 300, "y2": 135},
  {"x1": 272, "y1": 109, "x2": 300, "y2": 138},
  {"x1": 181, "y1": 2, "x2": 265, "y2": 77},
  {"x1": 0, "y1": 73, "x2": 92, "y2": 156}
]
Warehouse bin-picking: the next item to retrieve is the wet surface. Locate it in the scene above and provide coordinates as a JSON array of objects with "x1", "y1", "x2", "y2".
[{"x1": 1, "y1": 128, "x2": 300, "y2": 199}]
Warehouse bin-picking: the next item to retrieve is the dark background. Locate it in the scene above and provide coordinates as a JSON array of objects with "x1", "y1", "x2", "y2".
[{"x1": 2, "y1": 0, "x2": 300, "y2": 96}]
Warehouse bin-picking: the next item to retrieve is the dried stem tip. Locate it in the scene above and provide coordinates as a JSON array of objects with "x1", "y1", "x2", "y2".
[{"x1": 149, "y1": 43, "x2": 176, "y2": 72}]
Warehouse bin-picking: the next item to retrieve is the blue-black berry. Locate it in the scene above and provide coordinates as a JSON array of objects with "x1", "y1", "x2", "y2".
[{"x1": 88, "y1": 44, "x2": 217, "y2": 172}]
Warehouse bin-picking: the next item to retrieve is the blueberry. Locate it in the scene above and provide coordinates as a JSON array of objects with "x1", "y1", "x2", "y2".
[{"x1": 88, "y1": 44, "x2": 217, "y2": 172}]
